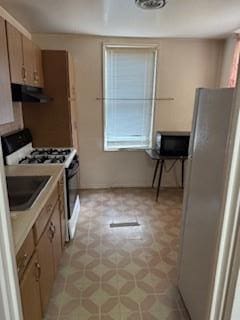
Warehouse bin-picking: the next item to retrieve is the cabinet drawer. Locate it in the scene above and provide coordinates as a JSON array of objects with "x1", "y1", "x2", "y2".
[
  {"x1": 34, "y1": 186, "x2": 58, "y2": 243},
  {"x1": 16, "y1": 229, "x2": 35, "y2": 280}
]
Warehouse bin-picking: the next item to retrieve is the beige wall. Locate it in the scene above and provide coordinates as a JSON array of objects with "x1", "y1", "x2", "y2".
[{"x1": 33, "y1": 34, "x2": 223, "y2": 188}]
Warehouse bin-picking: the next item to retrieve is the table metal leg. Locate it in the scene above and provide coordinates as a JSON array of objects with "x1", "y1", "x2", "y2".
[
  {"x1": 152, "y1": 160, "x2": 160, "y2": 188},
  {"x1": 182, "y1": 159, "x2": 185, "y2": 188},
  {"x1": 156, "y1": 160, "x2": 164, "y2": 201}
]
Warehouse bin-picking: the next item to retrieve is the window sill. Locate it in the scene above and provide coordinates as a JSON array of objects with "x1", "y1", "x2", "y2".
[{"x1": 104, "y1": 147, "x2": 149, "y2": 152}]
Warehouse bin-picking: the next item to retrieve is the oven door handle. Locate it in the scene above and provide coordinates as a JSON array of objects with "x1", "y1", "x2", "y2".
[{"x1": 67, "y1": 160, "x2": 79, "y2": 179}]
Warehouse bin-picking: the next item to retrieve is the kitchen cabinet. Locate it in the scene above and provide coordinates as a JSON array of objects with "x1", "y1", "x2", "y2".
[
  {"x1": 35, "y1": 189, "x2": 62, "y2": 313},
  {"x1": 58, "y1": 176, "x2": 67, "y2": 249},
  {"x1": 36, "y1": 218, "x2": 55, "y2": 313},
  {"x1": 34, "y1": 187, "x2": 58, "y2": 242},
  {"x1": 51, "y1": 203, "x2": 62, "y2": 274},
  {"x1": 6, "y1": 22, "x2": 44, "y2": 87},
  {"x1": 22, "y1": 50, "x2": 79, "y2": 149},
  {"x1": 6, "y1": 22, "x2": 24, "y2": 85},
  {"x1": 0, "y1": 17, "x2": 14, "y2": 125},
  {"x1": 16, "y1": 229, "x2": 35, "y2": 281},
  {"x1": 22, "y1": 35, "x2": 35, "y2": 86},
  {"x1": 33, "y1": 43, "x2": 44, "y2": 88},
  {"x1": 68, "y1": 54, "x2": 79, "y2": 151},
  {"x1": 20, "y1": 252, "x2": 42, "y2": 320},
  {"x1": 17, "y1": 176, "x2": 65, "y2": 319}
]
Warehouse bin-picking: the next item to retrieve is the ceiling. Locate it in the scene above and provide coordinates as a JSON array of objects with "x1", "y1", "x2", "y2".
[{"x1": 1, "y1": 0, "x2": 240, "y2": 38}]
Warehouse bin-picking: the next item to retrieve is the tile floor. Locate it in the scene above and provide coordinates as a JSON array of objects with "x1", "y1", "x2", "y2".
[{"x1": 44, "y1": 188, "x2": 190, "y2": 320}]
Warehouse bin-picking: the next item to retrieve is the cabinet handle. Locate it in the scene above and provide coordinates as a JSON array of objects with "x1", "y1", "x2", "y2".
[
  {"x1": 50, "y1": 222, "x2": 56, "y2": 235},
  {"x1": 33, "y1": 71, "x2": 39, "y2": 83},
  {"x1": 22, "y1": 66, "x2": 26, "y2": 82},
  {"x1": 35, "y1": 262, "x2": 41, "y2": 282},
  {"x1": 48, "y1": 222, "x2": 56, "y2": 241},
  {"x1": 17, "y1": 253, "x2": 28, "y2": 273},
  {"x1": 48, "y1": 227, "x2": 54, "y2": 242}
]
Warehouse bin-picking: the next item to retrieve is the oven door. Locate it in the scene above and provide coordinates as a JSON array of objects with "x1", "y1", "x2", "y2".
[{"x1": 66, "y1": 155, "x2": 80, "y2": 239}]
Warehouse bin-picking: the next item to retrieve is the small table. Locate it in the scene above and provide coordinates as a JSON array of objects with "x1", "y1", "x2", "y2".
[{"x1": 145, "y1": 149, "x2": 187, "y2": 201}]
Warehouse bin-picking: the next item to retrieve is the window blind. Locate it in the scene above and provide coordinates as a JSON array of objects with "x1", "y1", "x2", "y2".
[{"x1": 104, "y1": 46, "x2": 157, "y2": 150}]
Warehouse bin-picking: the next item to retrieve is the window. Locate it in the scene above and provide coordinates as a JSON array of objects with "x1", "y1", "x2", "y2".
[{"x1": 103, "y1": 45, "x2": 157, "y2": 151}]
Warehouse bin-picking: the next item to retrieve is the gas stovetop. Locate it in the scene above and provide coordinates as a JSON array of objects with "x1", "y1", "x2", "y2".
[
  {"x1": 30, "y1": 148, "x2": 72, "y2": 157},
  {"x1": 19, "y1": 155, "x2": 67, "y2": 164},
  {"x1": 16, "y1": 148, "x2": 74, "y2": 165},
  {"x1": 4, "y1": 144, "x2": 76, "y2": 168}
]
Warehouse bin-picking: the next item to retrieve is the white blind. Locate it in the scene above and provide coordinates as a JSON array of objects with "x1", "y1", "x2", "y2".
[{"x1": 104, "y1": 47, "x2": 157, "y2": 150}]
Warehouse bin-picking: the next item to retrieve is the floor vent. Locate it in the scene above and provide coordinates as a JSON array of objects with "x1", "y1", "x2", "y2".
[{"x1": 110, "y1": 222, "x2": 140, "y2": 228}]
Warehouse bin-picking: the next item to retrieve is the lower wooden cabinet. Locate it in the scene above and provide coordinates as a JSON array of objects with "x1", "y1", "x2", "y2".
[
  {"x1": 20, "y1": 252, "x2": 42, "y2": 320},
  {"x1": 51, "y1": 203, "x2": 62, "y2": 275},
  {"x1": 18, "y1": 180, "x2": 65, "y2": 319},
  {"x1": 36, "y1": 218, "x2": 55, "y2": 313},
  {"x1": 37, "y1": 201, "x2": 63, "y2": 313}
]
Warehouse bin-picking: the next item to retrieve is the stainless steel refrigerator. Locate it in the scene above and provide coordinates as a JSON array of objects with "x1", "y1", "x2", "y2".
[{"x1": 178, "y1": 88, "x2": 234, "y2": 320}]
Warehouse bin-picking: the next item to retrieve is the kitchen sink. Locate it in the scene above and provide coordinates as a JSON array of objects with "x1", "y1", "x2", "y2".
[{"x1": 6, "y1": 175, "x2": 51, "y2": 211}]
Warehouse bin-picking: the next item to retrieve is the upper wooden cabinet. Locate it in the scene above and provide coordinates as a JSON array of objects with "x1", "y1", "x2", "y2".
[
  {"x1": 68, "y1": 54, "x2": 79, "y2": 150},
  {"x1": 0, "y1": 17, "x2": 14, "y2": 125},
  {"x1": 22, "y1": 35, "x2": 35, "y2": 86},
  {"x1": 6, "y1": 22, "x2": 24, "y2": 85},
  {"x1": 23, "y1": 50, "x2": 79, "y2": 149},
  {"x1": 6, "y1": 22, "x2": 44, "y2": 88},
  {"x1": 33, "y1": 43, "x2": 44, "y2": 88}
]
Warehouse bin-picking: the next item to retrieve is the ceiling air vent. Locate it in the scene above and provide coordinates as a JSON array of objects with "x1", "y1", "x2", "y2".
[{"x1": 135, "y1": 0, "x2": 167, "y2": 9}]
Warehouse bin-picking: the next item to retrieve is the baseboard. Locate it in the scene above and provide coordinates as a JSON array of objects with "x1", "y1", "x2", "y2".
[{"x1": 79, "y1": 183, "x2": 181, "y2": 190}]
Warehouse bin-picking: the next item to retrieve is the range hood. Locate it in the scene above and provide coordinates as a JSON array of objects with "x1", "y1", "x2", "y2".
[{"x1": 11, "y1": 84, "x2": 52, "y2": 103}]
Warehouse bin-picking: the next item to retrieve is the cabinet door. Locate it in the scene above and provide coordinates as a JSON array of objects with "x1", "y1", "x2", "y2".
[
  {"x1": 22, "y1": 35, "x2": 34, "y2": 86},
  {"x1": 59, "y1": 176, "x2": 66, "y2": 248},
  {"x1": 51, "y1": 202, "x2": 62, "y2": 274},
  {"x1": 0, "y1": 18, "x2": 14, "y2": 125},
  {"x1": 67, "y1": 54, "x2": 79, "y2": 150},
  {"x1": 36, "y1": 220, "x2": 55, "y2": 313},
  {"x1": 6, "y1": 22, "x2": 24, "y2": 85},
  {"x1": 69, "y1": 99, "x2": 79, "y2": 150},
  {"x1": 20, "y1": 252, "x2": 42, "y2": 320},
  {"x1": 33, "y1": 43, "x2": 44, "y2": 88},
  {"x1": 68, "y1": 53, "x2": 76, "y2": 100}
]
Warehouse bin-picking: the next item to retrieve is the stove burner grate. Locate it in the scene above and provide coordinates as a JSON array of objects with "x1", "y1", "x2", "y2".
[
  {"x1": 19, "y1": 155, "x2": 66, "y2": 164},
  {"x1": 31, "y1": 148, "x2": 72, "y2": 156}
]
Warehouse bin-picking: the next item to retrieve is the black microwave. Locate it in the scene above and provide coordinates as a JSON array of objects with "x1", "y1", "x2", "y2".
[{"x1": 155, "y1": 131, "x2": 190, "y2": 157}]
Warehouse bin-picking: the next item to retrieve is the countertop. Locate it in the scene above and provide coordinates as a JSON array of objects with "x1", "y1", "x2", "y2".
[{"x1": 5, "y1": 165, "x2": 65, "y2": 254}]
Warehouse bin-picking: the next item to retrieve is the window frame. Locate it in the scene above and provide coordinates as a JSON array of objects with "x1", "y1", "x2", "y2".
[{"x1": 102, "y1": 44, "x2": 158, "y2": 151}]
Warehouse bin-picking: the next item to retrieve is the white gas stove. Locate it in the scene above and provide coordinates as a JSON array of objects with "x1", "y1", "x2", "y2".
[
  {"x1": 5, "y1": 144, "x2": 76, "y2": 168},
  {"x1": 1, "y1": 129, "x2": 80, "y2": 241}
]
